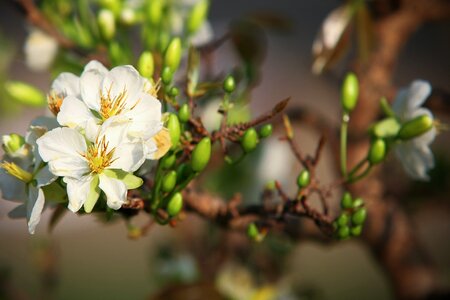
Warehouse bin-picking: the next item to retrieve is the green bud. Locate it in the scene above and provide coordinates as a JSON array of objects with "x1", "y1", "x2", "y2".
[
  {"x1": 176, "y1": 163, "x2": 192, "y2": 182},
  {"x1": 167, "y1": 192, "x2": 183, "y2": 217},
  {"x1": 2, "y1": 134, "x2": 25, "y2": 154},
  {"x1": 98, "y1": 9, "x2": 116, "y2": 41},
  {"x1": 340, "y1": 192, "x2": 353, "y2": 209},
  {"x1": 241, "y1": 128, "x2": 259, "y2": 153},
  {"x1": 164, "y1": 38, "x2": 182, "y2": 72},
  {"x1": 351, "y1": 225, "x2": 363, "y2": 236},
  {"x1": 178, "y1": 104, "x2": 191, "y2": 123},
  {"x1": 336, "y1": 213, "x2": 349, "y2": 227},
  {"x1": 341, "y1": 72, "x2": 359, "y2": 112},
  {"x1": 187, "y1": 0, "x2": 209, "y2": 34},
  {"x1": 147, "y1": 0, "x2": 164, "y2": 25},
  {"x1": 297, "y1": 169, "x2": 311, "y2": 188},
  {"x1": 247, "y1": 223, "x2": 259, "y2": 240},
  {"x1": 337, "y1": 225, "x2": 350, "y2": 240},
  {"x1": 167, "y1": 114, "x2": 181, "y2": 150},
  {"x1": 352, "y1": 208, "x2": 367, "y2": 226},
  {"x1": 120, "y1": 8, "x2": 137, "y2": 25},
  {"x1": 99, "y1": 0, "x2": 121, "y2": 15},
  {"x1": 352, "y1": 197, "x2": 364, "y2": 208},
  {"x1": 368, "y1": 139, "x2": 386, "y2": 165},
  {"x1": 161, "y1": 153, "x2": 176, "y2": 169},
  {"x1": 137, "y1": 51, "x2": 154, "y2": 78},
  {"x1": 5, "y1": 81, "x2": 46, "y2": 107},
  {"x1": 162, "y1": 170, "x2": 177, "y2": 193},
  {"x1": 259, "y1": 124, "x2": 273, "y2": 138},
  {"x1": 397, "y1": 115, "x2": 433, "y2": 140},
  {"x1": 191, "y1": 137, "x2": 211, "y2": 172},
  {"x1": 161, "y1": 66, "x2": 173, "y2": 85},
  {"x1": 223, "y1": 75, "x2": 236, "y2": 93},
  {"x1": 373, "y1": 118, "x2": 401, "y2": 138},
  {"x1": 168, "y1": 86, "x2": 179, "y2": 97}
]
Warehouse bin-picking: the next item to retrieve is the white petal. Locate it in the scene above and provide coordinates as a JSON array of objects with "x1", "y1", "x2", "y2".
[
  {"x1": 57, "y1": 96, "x2": 97, "y2": 129},
  {"x1": 99, "y1": 174, "x2": 127, "y2": 210},
  {"x1": 101, "y1": 65, "x2": 144, "y2": 107},
  {"x1": 109, "y1": 142, "x2": 145, "y2": 172},
  {"x1": 30, "y1": 116, "x2": 59, "y2": 130},
  {"x1": 0, "y1": 168, "x2": 27, "y2": 201},
  {"x1": 406, "y1": 80, "x2": 431, "y2": 110},
  {"x1": 8, "y1": 204, "x2": 27, "y2": 219},
  {"x1": 126, "y1": 93, "x2": 162, "y2": 138},
  {"x1": 35, "y1": 164, "x2": 57, "y2": 188},
  {"x1": 80, "y1": 68, "x2": 105, "y2": 111},
  {"x1": 27, "y1": 186, "x2": 45, "y2": 234},
  {"x1": 51, "y1": 72, "x2": 80, "y2": 98},
  {"x1": 395, "y1": 142, "x2": 433, "y2": 181},
  {"x1": 85, "y1": 118, "x2": 101, "y2": 142},
  {"x1": 84, "y1": 60, "x2": 108, "y2": 73},
  {"x1": 64, "y1": 175, "x2": 92, "y2": 212},
  {"x1": 392, "y1": 88, "x2": 409, "y2": 120},
  {"x1": 98, "y1": 117, "x2": 130, "y2": 149}
]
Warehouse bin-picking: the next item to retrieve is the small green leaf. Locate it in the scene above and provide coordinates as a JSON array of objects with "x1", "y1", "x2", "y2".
[{"x1": 103, "y1": 169, "x2": 143, "y2": 189}]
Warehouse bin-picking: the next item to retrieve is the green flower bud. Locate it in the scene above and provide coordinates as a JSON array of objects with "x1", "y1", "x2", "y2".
[
  {"x1": 178, "y1": 104, "x2": 191, "y2": 123},
  {"x1": 168, "y1": 87, "x2": 179, "y2": 97},
  {"x1": 351, "y1": 225, "x2": 363, "y2": 237},
  {"x1": 247, "y1": 223, "x2": 259, "y2": 240},
  {"x1": 352, "y1": 197, "x2": 364, "y2": 208},
  {"x1": 341, "y1": 72, "x2": 359, "y2": 112},
  {"x1": 147, "y1": 0, "x2": 164, "y2": 25},
  {"x1": 98, "y1": 9, "x2": 116, "y2": 41},
  {"x1": 297, "y1": 169, "x2": 311, "y2": 188},
  {"x1": 167, "y1": 192, "x2": 183, "y2": 217},
  {"x1": 2, "y1": 134, "x2": 25, "y2": 154},
  {"x1": 137, "y1": 51, "x2": 154, "y2": 78},
  {"x1": 162, "y1": 170, "x2": 177, "y2": 193},
  {"x1": 336, "y1": 213, "x2": 349, "y2": 227},
  {"x1": 120, "y1": 8, "x2": 137, "y2": 25},
  {"x1": 164, "y1": 38, "x2": 182, "y2": 72},
  {"x1": 176, "y1": 163, "x2": 192, "y2": 182},
  {"x1": 397, "y1": 115, "x2": 433, "y2": 140},
  {"x1": 352, "y1": 208, "x2": 367, "y2": 226},
  {"x1": 161, "y1": 66, "x2": 173, "y2": 85},
  {"x1": 373, "y1": 118, "x2": 401, "y2": 138},
  {"x1": 368, "y1": 139, "x2": 386, "y2": 165},
  {"x1": 161, "y1": 153, "x2": 176, "y2": 169},
  {"x1": 191, "y1": 137, "x2": 212, "y2": 172},
  {"x1": 99, "y1": 0, "x2": 121, "y2": 15},
  {"x1": 187, "y1": 0, "x2": 209, "y2": 34},
  {"x1": 223, "y1": 75, "x2": 236, "y2": 93},
  {"x1": 259, "y1": 124, "x2": 273, "y2": 138},
  {"x1": 5, "y1": 81, "x2": 46, "y2": 107},
  {"x1": 241, "y1": 128, "x2": 259, "y2": 153},
  {"x1": 167, "y1": 114, "x2": 181, "y2": 150},
  {"x1": 340, "y1": 192, "x2": 353, "y2": 209},
  {"x1": 337, "y1": 225, "x2": 350, "y2": 240}
]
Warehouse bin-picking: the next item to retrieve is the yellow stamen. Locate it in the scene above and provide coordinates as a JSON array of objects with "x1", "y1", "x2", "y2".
[
  {"x1": 434, "y1": 119, "x2": 449, "y2": 133},
  {"x1": 152, "y1": 128, "x2": 171, "y2": 159},
  {"x1": 1, "y1": 161, "x2": 33, "y2": 182},
  {"x1": 47, "y1": 92, "x2": 64, "y2": 116},
  {"x1": 147, "y1": 79, "x2": 161, "y2": 98},
  {"x1": 82, "y1": 136, "x2": 117, "y2": 174},
  {"x1": 99, "y1": 84, "x2": 129, "y2": 120}
]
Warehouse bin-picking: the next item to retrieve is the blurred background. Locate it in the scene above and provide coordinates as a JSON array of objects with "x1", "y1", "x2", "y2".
[{"x1": 0, "y1": 0, "x2": 449, "y2": 299}]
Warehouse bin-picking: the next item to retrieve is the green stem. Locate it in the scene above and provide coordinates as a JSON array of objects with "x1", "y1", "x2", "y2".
[
  {"x1": 348, "y1": 157, "x2": 368, "y2": 178},
  {"x1": 151, "y1": 162, "x2": 164, "y2": 211},
  {"x1": 340, "y1": 114, "x2": 349, "y2": 178},
  {"x1": 347, "y1": 165, "x2": 372, "y2": 184}
]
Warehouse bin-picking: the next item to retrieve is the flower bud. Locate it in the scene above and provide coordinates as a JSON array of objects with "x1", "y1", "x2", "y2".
[
  {"x1": 147, "y1": 0, "x2": 164, "y2": 25},
  {"x1": 161, "y1": 66, "x2": 173, "y2": 85},
  {"x1": 341, "y1": 72, "x2": 359, "y2": 113},
  {"x1": 167, "y1": 114, "x2": 181, "y2": 150},
  {"x1": 368, "y1": 139, "x2": 386, "y2": 165},
  {"x1": 137, "y1": 51, "x2": 154, "y2": 78},
  {"x1": 167, "y1": 192, "x2": 183, "y2": 217},
  {"x1": 98, "y1": 9, "x2": 116, "y2": 41},
  {"x1": 168, "y1": 86, "x2": 179, "y2": 97},
  {"x1": 187, "y1": 0, "x2": 209, "y2": 34},
  {"x1": 340, "y1": 192, "x2": 352, "y2": 209},
  {"x1": 259, "y1": 124, "x2": 273, "y2": 138},
  {"x1": 2, "y1": 134, "x2": 25, "y2": 154},
  {"x1": 223, "y1": 75, "x2": 235, "y2": 93},
  {"x1": 241, "y1": 128, "x2": 259, "y2": 153},
  {"x1": 337, "y1": 225, "x2": 350, "y2": 240},
  {"x1": 351, "y1": 225, "x2": 363, "y2": 237},
  {"x1": 191, "y1": 137, "x2": 211, "y2": 172},
  {"x1": 162, "y1": 170, "x2": 177, "y2": 193},
  {"x1": 178, "y1": 104, "x2": 190, "y2": 123},
  {"x1": 161, "y1": 153, "x2": 176, "y2": 169},
  {"x1": 352, "y1": 208, "x2": 367, "y2": 226},
  {"x1": 352, "y1": 197, "x2": 364, "y2": 208},
  {"x1": 336, "y1": 213, "x2": 349, "y2": 227},
  {"x1": 176, "y1": 163, "x2": 192, "y2": 182},
  {"x1": 5, "y1": 81, "x2": 46, "y2": 107},
  {"x1": 297, "y1": 169, "x2": 310, "y2": 188},
  {"x1": 247, "y1": 223, "x2": 259, "y2": 240},
  {"x1": 120, "y1": 8, "x2": 137, "y2": 25},
  {"x1": 164, "y1": 37, "x2": 182, "y2": 72},
  {"x1": 397, "y1": 115, "x2": 433, "y2": 140},
  {"x1": 373, "y1": 118, "x2": 400, "y2": 138}
]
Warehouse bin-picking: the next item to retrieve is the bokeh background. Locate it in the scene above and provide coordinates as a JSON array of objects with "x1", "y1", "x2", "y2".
[{"x1": 0, "y1": 0, "x2": 449, "y2": 299}]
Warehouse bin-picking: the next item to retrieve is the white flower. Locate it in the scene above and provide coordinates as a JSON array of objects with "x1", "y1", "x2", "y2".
[
  {"x1": 36, "y1": 121, "x2": 145, "y2": 212},
  {"x1": 393, "y1": 80, "x2": 436, "y2": 181},
  {"x1": 24, "y1": 28, "x2": 58, "y2": 72},
  {"x1": 55, "y1": 60, "x2": 170, "y2": 160}
]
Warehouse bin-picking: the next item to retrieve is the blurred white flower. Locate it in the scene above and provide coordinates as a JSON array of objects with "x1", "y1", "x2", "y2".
[
  {"x1": 55, "y1": 60, "x2": 170, "y2": 160},
  {"x1": 37, "y1": 122, "x2": 145, "y2": 212},
  {"x1": 393, "y1": 80, "x2": 436, "y2": 181},
  {"x1": 24, "y1": 28, "x2": 58, "y2": 72}
]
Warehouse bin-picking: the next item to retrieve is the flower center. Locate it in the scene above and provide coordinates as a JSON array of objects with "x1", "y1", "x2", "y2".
[
  {"x1": 1, "y1": 161, "x2": 33, "y2": 183},
  {"x1": 48, "y1": 92, "x2": 63, "y2": 116},
  {"x1": 99, "y1": 85, "x2": 128, "y2": 121},
  {"x1": 83, "y1": 136, "x2": 116, "y2": 174}
]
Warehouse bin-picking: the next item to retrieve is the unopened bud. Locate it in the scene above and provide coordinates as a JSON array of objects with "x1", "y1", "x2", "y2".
[
  {"x1": 241, "y1": 128, "x2": 259, "y2": 153},
  {"x1": 340, "y1": 192, "x2": 353, "y2": 209},
  {"x1": 373, "y1": 118, "x2": 401, "y2": 138},
  {"x1": 161, "y1": 153, "x2": 176, "y2": 169},
  {"x1": 337, "y1": 225, "x2": 350, "y2": 240},
  {"x1": 167, "y1": 192, "x2": 183, "y2": 217},
  {"x1": 336, "y1": 213, "x2": 349, "y2": 227},
  {"x1": 191, "y1": 137, "x2": 211, "y2": 172},
  {"x1": 259, "y1": 124, "x2": 273, "y2": 138},
  {"x1": 164, "y1": 38, "x2": 182, "y2": 72},
  {"x1": 247, "y1": 223, "x2": 259, "y2": 240},
  {"x1": 137, "y1": 51, "x2": 154, "y2": 78},
  {"x1": 147, "y1": 0, "x2": 164, "y2": 25},
  {"x1": 352, "y1": 197, "x2": 364, "y2": 208},
  {"x1": 352, "y1": 208, "x2": 367, "y2": 226},
  {"x1": 178, "y1": 104, "x2": 190, "y2": 123},
  {"x1": 168, "y1": 86, "x2": 179, "y2": 97},
  {"x1": 98, "y1": 9, "x2": 116, "y2": 41},
  {"x1": 161, "y1": 66, "x2": 173, "y2": 85},
  {"x1": 223, "y1": 75, "x2": 235, "y2": 93},
  {"x1": 5, "y1": 81, "x2": 46, "y2": 107},
  {"x1": 162, "y1": 170, "x2": 177, "y2": 193},
  {"x1": 167, "y1": 114, "x2": 181, "y2": 150},
  {"x1": 187, "y1": 0, "x2": 209, "y2": 34},
  {"x1": 397, "y1": 115, "x2": 433, "y2": 140},
  {"x1": 120, "y1": 8, "x2": 137, "y2": 25},
  {"x1": 2, "y1": 134, "x2": 25, "y2": 154},
  {"x1": 351, "y1": 225, "x2": 363, "y2": 237},
  {"x1": 297, "y1": 169, "x2": 311, "y2": 188},
  {"x1": 368, "y1": 139, "x2": 386, "y2": 165},
  {"x1": 341, "y1": 72, "x2": 359, "y2": 113}
]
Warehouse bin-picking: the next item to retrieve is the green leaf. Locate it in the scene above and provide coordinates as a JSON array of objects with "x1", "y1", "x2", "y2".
[
  {"x1": 84, "y1": 175, "x2": 100, "y2": 213},
  {"x1": 103, "y1": 169, "x2": 143, "y2": 189}
]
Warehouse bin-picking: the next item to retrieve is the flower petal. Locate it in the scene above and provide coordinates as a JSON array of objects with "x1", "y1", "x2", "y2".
[
  {"x1": 395, "y1": 142, "x2": 433, "y2": 181},
  {"x1": 109, "y1": 141, "x2": 145, "y2": 172},
  {"x1": 35, "y1": 164, "x2": 57, "y2": 188},
  {"x1": 0, "y1": 168, "x2": 27, "y2": 201},
  {"x1": 27, "y1": 186, "x2": 45, "y2": 234},
  {"x1": 57, "y1": 96, "x2": 97, "y2": 129},
  {"x1": 147, "y1": 128, "x2": 171, "y2": 160},
  {"x1": 101, "y1": 65, "x2": 144, "y2": 107},
  {"x1": 51, "y1": 72, "x2": 80, "y2": 98},
  {"x1": 80, "y1": 65, "x2": 106, "y2": 111},
  {"x1": 64, "y1": 175, "x2": 92, "y2": 212},
  {"x1": 99, "y1": 173, "x2": 127, "y2": 210},
  {"x1": 126, "y1": 93, "x2": 163, "y2": 138}
]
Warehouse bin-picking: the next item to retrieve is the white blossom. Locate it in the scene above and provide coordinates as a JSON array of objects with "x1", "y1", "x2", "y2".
[{"x1": 24, "y1": 28, "x2": 58, "y2": 72}]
